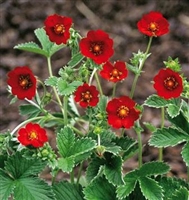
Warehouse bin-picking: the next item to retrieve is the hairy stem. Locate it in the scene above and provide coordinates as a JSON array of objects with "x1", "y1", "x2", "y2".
[
  {"x1": 47, "y1": 57, "x2": 64, "y2": 116},
  {"x1": 130, "y1": 36, "x2": 153, "y2": 98},
  {"x1": 159, "y1": 107, "x2": 165, "y2": 161},
  {"x1": 94, "y1": 70, "x2": 103, "y2": 96}
]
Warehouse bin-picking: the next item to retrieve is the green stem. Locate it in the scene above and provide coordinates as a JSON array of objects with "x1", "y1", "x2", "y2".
[
  {"x1": 97, "y1": 134, "x2": 101, "y2": 147},
  {"x1": 10, "y1": 116, "x2": 44, "y2": 136},
  {"x1": 112, "y1": 83, "x2": 117, "y2": 98},
  {"x1": 94, "y1": 70, "x2": 103, "y2": 96},
  {"x1": 159, "y1": 107, "x2": 165, "y2": 161},
  {"x1": 71, "y1": 126, "x2": 85, "y2": 136},
  {"x1": 187, "y1": 167, "x2": 189, "y2": 182},
  {"x1": 76, "y1": 162, "x2": 83, "y2": 184},
  {"x1": 63, "y1": 96, "x2": 68, "y2": 125},
  {"x1": 137, "y1": 130, "x2": 143, "y2": 168},
  {"x1": 130, "y1": 37, "x2": 153, "y2": 98},
  {"x1": 47, "y1": 57, "x2": 64, "y2": 116},
  {"x1": 70, "y1": 170, "x2": 74, "y2": 184}
]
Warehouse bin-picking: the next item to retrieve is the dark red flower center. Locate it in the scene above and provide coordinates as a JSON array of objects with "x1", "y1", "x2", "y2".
[
  {"x1": 90, "y1": 42, "x2": 103, "y2": 56},
  {"x1": 29, "y1": 131, "x2": 38, "y2": 140},
  {"x1": 164, "y1": 76, "x2": 178, "y2": 90},
  {"x1": 110, "y1": 69, "x2": 122, "y2": 80},
  {"x1": 117, "y1": 106, "x2": 129, "y2": 119},
  {"x1": 82, "y1": 91, "x2": 92, "y2": 102},
  {"x1": 19, "y1": 74, "x2": 33, "y2": 90},
  {"x1": 54, "y1": 24, "x2": 65, "y2": 35},
  {"x1": 149, "y1": 22, "x2": 159, "y2": 35}
]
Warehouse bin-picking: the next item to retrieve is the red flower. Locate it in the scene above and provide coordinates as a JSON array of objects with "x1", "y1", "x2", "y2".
[
  {"x1": 74, "y1": 83, "x2": 99, "y2": 107},
  {"x1": 44, "y1": 14, "x2": 72, "y2": 45},
  {"x1": 153, "y1": 68, "x2": 183, "y2": 99},
  {"x1": 100, "y1": 61, "x2": 128, "y2": 82},
  {"x1": 18, "y1": 123, "x2": 48, "y2": 148},
  {"x1": 106, "y1": 96, "x2": 140, "y2": 129},
  {"x1": 137, "y1": 11, "x2": 169, "y2": 37},
  {"x1": 79, "y1": 30, "x2": 114, "y2": 64},
  {"x1": 7, "y1": 66, "x2": 36, "y2": 100}
]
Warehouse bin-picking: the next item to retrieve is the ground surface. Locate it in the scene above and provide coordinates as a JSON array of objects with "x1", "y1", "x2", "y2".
[{"x1": 0, "y1": 0, "x2": 189, "y2": 180}]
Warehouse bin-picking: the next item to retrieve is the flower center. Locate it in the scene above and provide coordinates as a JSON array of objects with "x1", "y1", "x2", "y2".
[
  {"x1": 54, "y1": 24, "x2": 65, "y2": 35},
  {"x1": 110, "y1": 68, "x2": 122, "y2": 80},
  {"x1": 164, "y1": 76, "x2": 178, "y2": 90},
  {"x1": 117, "y1": 106, "x2": 129, "y2": 119},
  {"x1": 149, "y1": 22, "x2": 159, "y2": 35},
  {"x1": 90, "y1": 42, "x2": 103, "y2": 56},
  {"x1": 82, "y1": 91, "x2": 92, "y2": 102},
  {"x1": 29, "y1": 131, "x2": 38, "y2": 140},
  {"x1": 19, "y1": 74, "x2": 33, "y2": 90}
]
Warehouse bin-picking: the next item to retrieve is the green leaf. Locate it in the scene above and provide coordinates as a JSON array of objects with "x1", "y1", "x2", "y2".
[
  {"x1": 57, "y1": 157, "x2": 75, "y2": 173},
  {"x1": 138, "y1": 161, "x2": 170, "y2": 177},
  {"x1": 181, "y1": 142, "x2": 189, "y2": 166},
  {"x1": 149, "y1": 127, "x2": 188, "y2": 147},
  {"x1": 57, "y1": 79, "x2": 83, "y2": 96},
  {"x1": 139, "y1": 177, "x2": 163, "y2": 200},
  {"x1": 116, "y1": 181, "x2": 136, "y2": 199},
  {"x1": 5, "y1": 151, "x2": 46, "y2": 179},
  {"x1": 53, "y1": 181, "x2": 84, "y2": 200},
  {"x1": 14, "y1": 41, "x2": 47, "y2": 56},
  {"x1": 167, "y1": 103, "x2": 181, "y2": 118},
  {"x1": 34, "y1": 28, "x2": 65, "y2": 57},
  {"x1": 144, "y1": 94, "x2": 171, "y2": 108},
  {"x1": 19, "y1": 104, "x2": 41, "y2": 117},
  {"x1": 83, "y1": 176, "x2": 117, "y2": 200},
  {"x1": 156, "y1": 176, "x2": 189, "y2": 199},
  {"x1": 181, "y1": 99, "x2": 189, "y2": 122},
  {"x1": 124, "y1": 169, "x2": 140, "y2": 182},
  {"x1": 68, "y1": 95, "x2": 80, "y2": 116},
  {"x1": 57, "y1": 127, "x2": 75, "y2": 157},
  {"x1": 57, "y1": 126, "x2": 96, "y2": 172},
  {"x1": 14, "y1": 177, "x2": 55, "y2": 200},
  {"x1": 98, "y1": 95, "x2": 108, "y2": 111},
  {"x1": 114, "y1": 136, "x2": 138, "y2": 160},
  {"x1": 86, "y1": 157, "x2": 105, "y2": 183},
  {"x1": 71, "y1": 137, "x2": 96, "y2": 157},
  {"x1": 172, "y1": 188, "x2": 189, "y2": 200},
  {"x1": 67, "y1": 52, "x2": 84, "y2": 68},
  {"x1": 143, "y1": 122, "x2": 157, "y2": 132},
  {"x1": 168, "y1": 111, "x2": 189, "y2": 135},
  {"x1": 0, "y1": 170, "x2": 15, "y2": 200},
  {"x1": 45, "y1": 76, "x2": 58, "y2": 86},
  {"x1": 104, "y1": 155, "x2": 124, "y2": 186},
  {"x1": 126, "y1": 63, "x2": 139, "y2": 74}
]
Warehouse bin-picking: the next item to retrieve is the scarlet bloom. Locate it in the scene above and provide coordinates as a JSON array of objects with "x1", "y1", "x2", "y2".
[
  {"x1": 79, "y1": 30, "x2": 114, "y2": 64},
  {"x1": 18, "y1": 123, "x2": 48, "y2": 148},
  {"x1": 153, "y1": 68, "x2": 183, "y2": 99},
  {"x1": 7, "y1": 66, "x2": 36, "y2": 100},
  {"x1": 137, "y1": 11, "x2": 169, "y2": 37},
  {"x1": 74, "y1": 83, "x2": 99, "y2": 107},
  {"x1": 100, "y1": 61, "x2": 128, "y2": 82},
  {"x1": 106, "y1": 96, "x2": 140, "y2": 129},
  {"x1": 44, "y1": 14, "x2": 72, "y2": 45}
]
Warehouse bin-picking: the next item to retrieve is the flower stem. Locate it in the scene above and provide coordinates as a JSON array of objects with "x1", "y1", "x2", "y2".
[
  {"x1": 136, "y1": 130, "x2": 143, "y2": 168},
  {"x1": 63, "y1": 96, "x2": 68, "y2": 125},
  {"x1": 47, "y1": 57, "x2": 64, "y2": 116},
  {"x1": 130, "y1": 36, "x2": 153, "y2": 99},
  {"x1": 94, "y1": 70, "x2": 103, "y2": 96},
  {"x1": 76, "y1": 162, "x2": 83, "y2": 184},
  {"x1": 10, "y1": 116, "x2": 44, "y2": 136},
  {"x1": 112, "y1": 83, "x2": 117, "y2": 98},
  {"x1": 187, "y1": 167, "x2": 189, "y2": 182},
  {"x1": 159, "y1": 107, "x2": 165, "y2": 161},
  {"x1": 97, "y1": 134, "x2": 101, "y2": 147}
]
